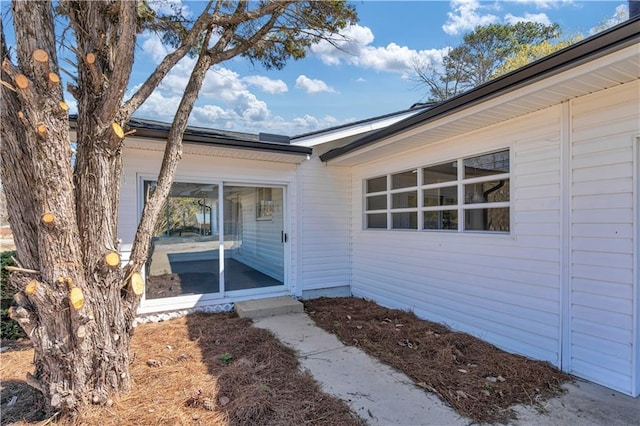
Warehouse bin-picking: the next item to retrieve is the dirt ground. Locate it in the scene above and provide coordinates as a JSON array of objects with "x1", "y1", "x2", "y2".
[
  {"x1": 1, "y1": 297, "x2": 573, "y2": 425},
  {"x1": 0, "y1": 313, "x2": 361, "y2": 426},
  {"x1": 304, "y1": 297, "x2": 573, "y2": 424}
]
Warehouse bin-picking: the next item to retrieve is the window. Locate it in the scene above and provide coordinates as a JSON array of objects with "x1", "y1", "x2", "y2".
[
  {"x1": 256, "y1": 187, "x2": 273, "y2": 220},
  {"x1": 364, "y1": 149, "x2": 510, "y2": 232}
]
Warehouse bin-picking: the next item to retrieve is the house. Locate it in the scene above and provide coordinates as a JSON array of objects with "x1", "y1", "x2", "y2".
[{"x1": 118, "y1": 16, "x2": 639, "y2": 397}]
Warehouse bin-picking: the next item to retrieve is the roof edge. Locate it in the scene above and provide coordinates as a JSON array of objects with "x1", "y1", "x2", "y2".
[
  {"x1": 320, "y1": 16, "x2": 640, "y2": 163},
  {"x1": 290, "y1": 102, "x2": 434, "y2": 141},
  {"x1": 70, "y1": 116, "x2": 310, "y2": 156}
]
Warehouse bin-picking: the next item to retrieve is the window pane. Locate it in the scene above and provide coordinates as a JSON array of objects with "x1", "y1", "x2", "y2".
[
  {"x1": 423, "y1": 186, "x2": 457, "y2": 207},
  {"x1": 392, "y1": 212, "x2": 417, "y2": 229},
  {"x1": 366, "y1": 176, "x2": 386, "y2": 193},
  {"x1": 391, "y1": 170, "x2": 417, "y2": 189},
  {"x1": 367, "y1": 213, "x2": 387, "y2": 229},
  {"x1": 464, "y1": 208, "x2": 510, "y2": 232},
  {"x1": 424, "y1": 210, "x2": 458, "y2": 230},
  {"x1": 144, "y1": 181, "x2": 219, "y2": 299},
  {"x1": 464, "y1": 150, "x2": 509, "y2": 179},
  {"x1": 464, "y1": 180, "x2": 510, "y2": 204},
  {"x1": 366, "y1": 195, "x2": 387, "y2": 211},
  {"x1": 423, "y1": 162, "x2": 457, "y2": 184},
  {"x1": 392, "y1": 191, "x2": 417, "y2": 209}
]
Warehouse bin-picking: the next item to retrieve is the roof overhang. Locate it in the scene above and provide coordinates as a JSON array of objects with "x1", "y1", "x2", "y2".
[
  {"x1": 290, "y1": 107, "x2": 428, "y2": 147},
  {"x1": 321, "y1": 17, "x2": 640, "y2": 166},
  {"x1": 123, "y1": 137, "x2": 310, "y2": 164},
  {"x1": 70, "y1": 117, "x2": 312, "y2": 164}
]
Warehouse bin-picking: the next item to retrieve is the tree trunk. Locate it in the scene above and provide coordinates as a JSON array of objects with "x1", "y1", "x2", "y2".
[{"x1": 1, "y1": 0, "x2": 138, "y2": 415}]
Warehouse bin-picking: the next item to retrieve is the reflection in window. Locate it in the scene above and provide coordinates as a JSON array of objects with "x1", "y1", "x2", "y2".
[
  {"x1": 256, "y1": 187, "x2": 273, "y2": 220},
  {"x1": 424, "y1": 210, "x2": 458, "y2": 230},
  {"x1": 423, "y1": 186, "x2": 457, "y2": 207},
  {"x1": 464, "y1": 151, "x2": 509, "y2": 179},
  {"x1": 367, "y1": 176, "x2": 387, "y2": 193},
  {"x1": 392, "y1": 191, "x2": 417, "y2": 209},
  {"x1": 367, "y1": 195, "x2": 387, "y2": 210},
  {"x1": 464, "y1": 180, "x2": 510, "y2": 204},
  {"x1": 423, "y1": 162, "x2": 457, "y2": 185},
  {"x1": 392, "y1": 212, "x2": 417, "y2": 229},
  {"x1": 465, "y1": 208, "x2": 510, "y2": 232},
  {"x1": 391, "y1": 170, "x2": 417, "y2": 189},
  {"x1": 367, "y1": 213, "x2": 387, "y2": 229}
]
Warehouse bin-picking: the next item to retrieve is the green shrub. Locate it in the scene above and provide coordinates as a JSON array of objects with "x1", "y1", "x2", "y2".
[
  {"x1": 1, "y1": 250, "x2": 24, "y2": 340},
  {"x1": 0, "y1": 250, "x2": 17, "y2": 300}
]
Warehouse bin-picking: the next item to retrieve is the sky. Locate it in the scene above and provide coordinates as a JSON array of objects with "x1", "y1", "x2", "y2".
[{"x1": 6, "y1": 1, "x2": 632, "y2": 137}]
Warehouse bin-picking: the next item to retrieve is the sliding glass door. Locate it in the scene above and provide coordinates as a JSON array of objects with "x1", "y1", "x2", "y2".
[
  {"x1": 144, "y1": 180, "x2": 285, "y2": 300},
  {"x1": 223, "y1": 185, "x2": 285, "y2": 292}
]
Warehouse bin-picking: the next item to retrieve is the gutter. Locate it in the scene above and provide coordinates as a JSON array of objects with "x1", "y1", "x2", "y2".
[{"x1": 320, "y1": 15, "x2": 640, "y2": 163}]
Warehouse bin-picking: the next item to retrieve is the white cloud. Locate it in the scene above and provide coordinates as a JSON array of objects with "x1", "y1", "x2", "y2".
[
  {"x1": 443, "y1": 0, "x2": 499, "y2": 35},
  {"x1": 295, "y1": 75, "x2": 336, "y2": 94},
  {"x1": 242, "y1": 76, "x2": 288, "y2": 94},
  {"x1": 140, "y1": 32, "x2": 172, "y2": 63},
  {"x1": 590, "y1": 4, "x2": 629, "y2": 34},
  {"x1": 504, "y1": 12, "x2": 552, "y2": 25},
  {"x1": 135, "y1": 90, "x2": 183, "y2": 123},
  {"x1": 510, "y1": 0, "x2": 574, "y2": 10},
  {"x1": 147, "y1": 0, "x2": 191, "y2": 18},
  {"x1": 310, "y1": 24, "x2": 375, "y2": 66},
  {"x1": 310, "y1": 24, "x2": 447, "y2": 78},
  {"x1": 133, "y1": 81, "x2": 343, "y2": 135},
  {"x1": 190, "y1": 105, "x2": 345, "y2": 135}
]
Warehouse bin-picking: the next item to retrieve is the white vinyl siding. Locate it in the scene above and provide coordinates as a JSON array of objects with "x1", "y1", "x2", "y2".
[
  {"x1": 297, "y1": 151, "x2": 351, "y2": 292},
  {"x1": 568, "y1": 81, "x2": 639, "y2": 395},
  {"x1": 351, "y1": 107, "x2": 563, "y2": 366}
]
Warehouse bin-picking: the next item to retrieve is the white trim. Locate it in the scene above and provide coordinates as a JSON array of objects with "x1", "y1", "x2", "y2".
[
  {"x1": 137, "y1": 288, "x2": 290, "y2": 315},
  {"x1": 633, "y1": 134, "x2": 639, "y2": 396},
  {"x1": 560, "y1": 101, "x2": 572, "y2": 372},
  {"x1": 218, "y1": 183, "x2": 225, "y2": 297},
  {"x1": 294, "y1": 164, "x2": 303, "y2": 298}
]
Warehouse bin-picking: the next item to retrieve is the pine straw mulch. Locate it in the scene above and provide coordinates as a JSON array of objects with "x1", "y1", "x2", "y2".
[
  {"x1": 304, "y1": 297, "x2": 573, "y2": 424},
  {"x1": 0, "y1": 313, "x2": 362, "y2": 426}
]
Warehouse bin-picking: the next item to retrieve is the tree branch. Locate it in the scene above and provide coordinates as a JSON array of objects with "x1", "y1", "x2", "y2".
[
  {"x1": 99, "y1": 0, "x2": 137, "y2": 124},
  {"x1": 126, "y1": 30, "x2": 215, "y2": 273},
  {"x1": 209, "y1": 2, "x2": 289, "y2": 64},
  {"x1": 118, "y1": 4, "x2": 213, "y2": 122}
]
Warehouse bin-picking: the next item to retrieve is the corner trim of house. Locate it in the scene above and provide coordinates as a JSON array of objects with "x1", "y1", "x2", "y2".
[{"x1": 560, "y1": 100, "x2": 572, "y2": 372}]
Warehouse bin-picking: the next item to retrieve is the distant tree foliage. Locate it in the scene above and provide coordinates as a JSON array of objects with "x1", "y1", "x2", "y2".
[
  {"x1": 413, "y1": 22, "x2": 562, "y2": 102},
  {"x1": 493, "y1": 36, "x2": 583, "y2": 77}
]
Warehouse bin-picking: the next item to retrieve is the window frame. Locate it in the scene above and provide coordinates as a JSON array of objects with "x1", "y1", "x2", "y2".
[{"x1": 363, "y1": 149, "x2": 511, "y2": 234}]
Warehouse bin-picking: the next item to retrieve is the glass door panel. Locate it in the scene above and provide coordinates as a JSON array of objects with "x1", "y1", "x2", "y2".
[
  {"x1": 144, "y1": 181, "x2": 219, "y2": 299},
  {"x1": 223, "y1": 185, "x2": 285, "y2": 292}
]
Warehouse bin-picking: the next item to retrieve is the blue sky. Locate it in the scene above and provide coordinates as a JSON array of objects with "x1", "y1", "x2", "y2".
[
  {"x1": 131, "y1": 0, "x2": 628, "y2": 136},
  {"x1": 5, "y1": 1, "x2": 631, "y2": 136}
]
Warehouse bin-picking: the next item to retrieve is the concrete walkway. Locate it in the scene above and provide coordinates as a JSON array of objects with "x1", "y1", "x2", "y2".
[
  {"x1": 253, "y1": 312, "x2": 468, "y2": 425},
  {"x1": 253, "y1": 312, "x2": 640, "y2": 426}
]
